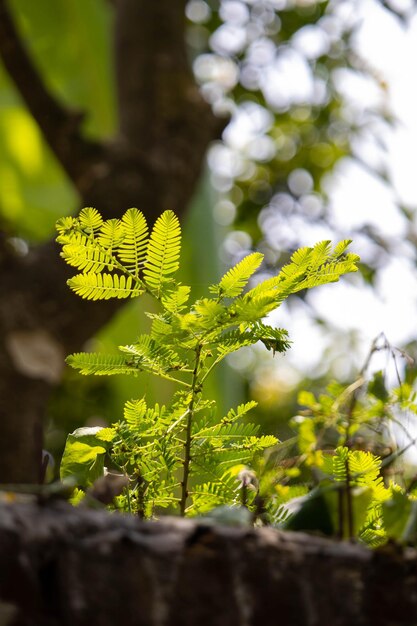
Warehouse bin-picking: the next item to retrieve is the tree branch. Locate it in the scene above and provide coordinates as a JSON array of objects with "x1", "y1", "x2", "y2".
[{"x1": 0, "y1": 0, "x2": 103, "y2": 188}]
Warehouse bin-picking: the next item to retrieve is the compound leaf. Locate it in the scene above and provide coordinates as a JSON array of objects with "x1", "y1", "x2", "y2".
[{"x1": 143, "y1": 210, "x2": 181, "y2": 296}]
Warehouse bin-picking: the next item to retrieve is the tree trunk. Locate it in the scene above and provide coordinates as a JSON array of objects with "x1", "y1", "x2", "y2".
[
  {"x1": 0, "y1": 0, "x2": 225, "y2": 482},
  {"x1": 0, "y1": 502, "x2": 416, "y2": 626}
]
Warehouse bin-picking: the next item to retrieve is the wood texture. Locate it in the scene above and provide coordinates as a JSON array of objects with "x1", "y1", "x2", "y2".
[{"x1": 0, "y1": 502, "x2": 416, "y2": 626}]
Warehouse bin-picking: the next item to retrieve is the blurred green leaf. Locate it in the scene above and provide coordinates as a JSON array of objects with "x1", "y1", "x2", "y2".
[{"x1": 60, "y1": 426, "x2": 110, "y2": 486}]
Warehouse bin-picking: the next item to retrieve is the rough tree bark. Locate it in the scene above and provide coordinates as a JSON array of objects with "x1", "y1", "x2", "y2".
[
  {"x1": 0, "y1": 0, "x2": 224, "y2": 482},
  {"x1": 0, "y1": 501, "x2": 416, "y2": 626}
]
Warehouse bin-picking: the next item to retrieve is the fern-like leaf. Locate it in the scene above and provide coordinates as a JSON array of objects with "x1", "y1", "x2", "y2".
[
  {"x1": 255, "y1": 323, "x2": 291, "y2": 355},
  {"x1": 193, "y1": 421, "x2": 260, "y2": 441},
  {"x1": 67, "y1": 353, "x2": 143, "y2": 376},
  {"x1": 161, "y1": 285, "x2": 191, "y2": 314},
  {"x1": 332, "y1": 447, "x2": 389, "y2": 503},
  {"x1": 189, "y1": 472, "x2": 239, "y2": 514},
  {"x1": 280, "y1": 240, "x2": 359, "y2": 292},
  {"x1": 149, "y1": 315, "x2": 175, "y2": 341},
  {"x1": 119, "y1": 335, "x2": 188, "y2": 374},
  {"x1": 56, "y1": 216, "x2": 78, "y2": 238},
  {"x1": 215, "y1": 330, "x2": 258, "y2": 358},
  {"x1": 348, "y1": 450, "x2": 381, "y2": 485},
  {"x1": 192, "y1": 401, "x2": 256, "y2": 439},
  {"x1": 215, "y1": 324, "x2": 290, "y2": 359},
  {"x1": 246, "y1": 435, "x2": 279, "y2": 450},
  {"x1": 243, "y1": 274, "x2": 280, "y2": 300},
  {"x1": 98, "y1": 218, "x2": 124, "y2": 250},
  {"x1": 117, "y1": 208, "x2": 149, "y2": 277},
  {"x1": 359, "y1": 527, "x2": 387, "y2": 548},
  {"x1": 330, "y1": 239, "x2": 353, "y2": 259},
  {"x1": 61, "y1": 239, "x2": 117, "y2": 273},
  {"x1": 124, "y1": 398, "x2": 147, "y2": 429},
  {"x1": 143, "y1": 210, "x2": 181, "y2": 295},
  {"x1": 67, "y1": 272, "x2": 143, "y2": 300},
  {"x1": 332, "y1": 446, "x2": 350, "y2": 482},
  {"x1": 214, "y1": 252, "x2": 264, "y2": 298},
  {"x1": 222, "y1": 401, "x2": 258, "y2": 424},
  {"x1": 217, "y1": 449, "x2": 257, "y2": 469},
  {"x1": 233, "y1": 291, "x2": 287, "y2": 322},
  {"x1": 236, "y1": 240, "x2": 359, "y2": 316},
  {"x1": 189, "y1": 298, "x2": 227, "y2": 331},
  {"x1": 78, "y1": 207, "x2": 103, "y2": 233}
]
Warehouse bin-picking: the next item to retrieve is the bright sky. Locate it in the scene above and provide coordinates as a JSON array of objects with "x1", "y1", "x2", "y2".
[{"x1": 307, "y1": 0, "x2": 417, "y2": 370}]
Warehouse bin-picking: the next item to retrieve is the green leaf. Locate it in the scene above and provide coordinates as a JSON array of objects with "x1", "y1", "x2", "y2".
[
  {"x1": 248, "y1": 434, "x2": 279, "y2": 449},
  {"x1": 60, "y1": 426, "x2": 110, "y2": 486},
  {"x1": 297, "y1": 390, "x2": 317, "y2": 408},
  {"x1": 215, "y1": 252, "x2": 264, "y2": 297},
  {"x1": 222, "y1": 401, "x2": 258, "y2": 424},
  {"x1": 56, "y1": 216, "x2": 78, "y2": 237},
  {"x1": 98, "y1": 218, "x2": 124, "y2": 250},
  {"x1": 193, "y1": 421, "x2": 260, "y2": 441},
  {"x1": 78, "y1": 207, "x2": 103, "y2": 233},
  {"x1": 61, "y1": 239, "x2": 117, "y2": 273},
  {"x1": 332, "y1": 446, "x2": 350, "y2": 482},
  {"x1": 368, "y1": 371, "x2": 389, "y2": 402},
  {"x1": 296, "y1": 418, "x2": 317, "y2": 456},
  {"x1": 232, "y1": 293, "x2": 280, "y2": 322},
  {"x1": 143, "y1": 210, "x2": 181, "y2": 295},
  {"x1": 67, "y1": 353, "x2": 143, "y2": 376},
  {"x1": 96, "y1": 428, "x2": 116, "y2": 442},
  {"x1": 119, "y1": 335, "x2": 188, "y2": 374},
  {"x1": 331, "y1": 239, "x2": 353, "y2": 258},
  {"x1": 124, "y1": 398, "x2": 147, "y2": 429},
  {"x1": 240, "y1": 240, "x2": 359, "y2": 313},
  {"x1": 382, "y1": 489, "x2": 411, "y2": 541},
  {"x1": 67, "y1": 272, "x2": 143, "y2": 300},
  {"x1": 117, "y1": 208, "x2": 149, "y2": 276},
  {"x1": 328, "y1": 447, "x2": 389, "y2": 523},
  {"x1": 190, "y1": 298, "x2": 227, "y2": 330},
  {"x1": 256, "y1": 323, "x2": 291, "y2": 354},
  {"x1": 189, "y1": 472, "x2": 240, "y2": 514},
  {"x1": 214, "y1": 325, "x2": 290, "y2": 360},
  {"x1": 60, "y1": 442, "x2": 105, "y2": 483},
  {"x1": 161, "y1": 285, "x2": 191, "y2": 314}
]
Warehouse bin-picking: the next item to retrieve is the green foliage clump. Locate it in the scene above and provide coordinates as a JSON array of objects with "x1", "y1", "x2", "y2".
[
  {"x1": 262, "y1": 352, "x2": 417, "y2": 547},
  {"x1": 56, "y1": 207, "x2": 358, "y2": 518}
]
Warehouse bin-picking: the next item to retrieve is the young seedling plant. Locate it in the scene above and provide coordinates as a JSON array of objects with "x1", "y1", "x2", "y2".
[{"x1": 56, "y1": 207, "x2": 359, "y2": 518}]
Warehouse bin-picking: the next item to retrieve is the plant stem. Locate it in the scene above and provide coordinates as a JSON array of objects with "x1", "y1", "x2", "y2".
[
  {"x1": 125, "y1": 484, "x2": 132, "y2": 514},
  {"x1": 337, "y1": 485, "x2": 344, "y2": 539},
  {"x1": 345, "y1": 458, "x2": 354, "y2": 540},
  {"x1": 152, "y1": 372, "x2": 191, "y2": 388},
  {"x1": 180, "y1": 343, "x2": 202, "y2": 516}
]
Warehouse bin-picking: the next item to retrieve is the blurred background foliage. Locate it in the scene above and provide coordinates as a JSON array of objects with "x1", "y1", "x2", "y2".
[{"x1": 1, "y1": 0, "x2": 416, "y2": 462}]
